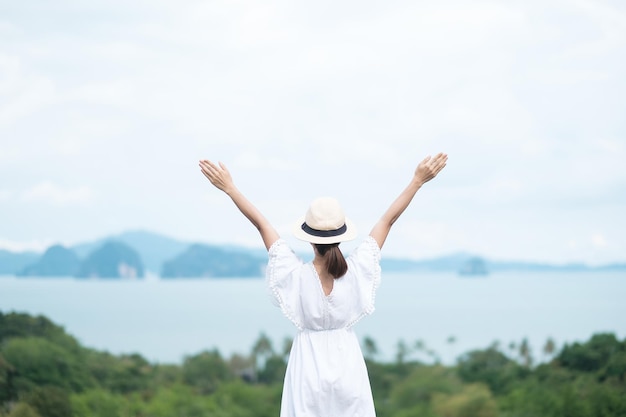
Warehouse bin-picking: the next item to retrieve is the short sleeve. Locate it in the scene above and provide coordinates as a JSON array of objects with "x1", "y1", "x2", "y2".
[
  {"x1": 265, "y1": 239, "x2": 305, "y2": 329},
  {"x1": 345, "y1": 236, "x2": 382, "y2": 326}
]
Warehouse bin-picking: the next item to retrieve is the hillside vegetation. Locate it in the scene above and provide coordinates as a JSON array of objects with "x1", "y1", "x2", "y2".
[{"x1": 1, "y1": 311, "x2": 625, "y2": 417}]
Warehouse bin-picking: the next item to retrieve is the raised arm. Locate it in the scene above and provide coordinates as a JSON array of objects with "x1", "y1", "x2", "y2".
[
  {"x1": 199, "y1": 160, "x2": 280, "y2": 251},
  {"x1": 369, "y1": 153, "x2": 448, "y2": 249}
]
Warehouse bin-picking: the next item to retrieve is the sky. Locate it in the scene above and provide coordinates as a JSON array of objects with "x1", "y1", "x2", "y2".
[{"x1": 1, "y1": 0, "x2": 625, "y2": 265}]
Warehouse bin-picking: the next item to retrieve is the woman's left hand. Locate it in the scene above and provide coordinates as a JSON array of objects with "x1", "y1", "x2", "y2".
[
  {"x1": 414, "y1": 153, "x2": 447, "y2": 185},
  {"x1": 199, "y1": 160, "x2": 235, "y2": 194}
]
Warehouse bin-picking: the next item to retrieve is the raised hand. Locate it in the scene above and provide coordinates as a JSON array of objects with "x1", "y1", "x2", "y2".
[
  {"x1": 199, "y1": 160, "x2": 235, "y2": 194},
  {"x1": 198, "y1": 159, "x2": 279, "y2": 249},
  {"x1": 415, "y1": 153, "x2": 448, "y2": 185},
  {"x1": 369, "y1": 151, "x2": 448, "y2": 249}
]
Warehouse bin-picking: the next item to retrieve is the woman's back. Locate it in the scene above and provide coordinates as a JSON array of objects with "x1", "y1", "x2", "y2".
[
  {"x1": 266, "y1": 236, "x2": 381, "y2": 331},
  {"x1": 266, "y1": 236, "x2": 382, "y2": 417}
]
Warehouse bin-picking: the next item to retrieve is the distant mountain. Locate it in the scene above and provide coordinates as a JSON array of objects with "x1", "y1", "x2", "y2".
[
  {"x1": 487, "y1": 260, "x2": 587, "y2": 272},
  {"x1": 0, "y1": 250, "x2": 39, "y2": 275},
  {"x1": 459, "y1": 257, "x2": 489, "y2": 276},
  {"x1": 18, "y1": 245, "x2": 80, "y2": 277},
  {"x1": 76, "y1": 241, "x2": 144, "y2": 279},
  {"x1": 2, "y1": 230, "x2": 625, "y2": 278},
  {"x1": 380, "y1": 253, "x2": 626, "y2": 274},
  {"x1": 73, "y1": 230, "x2": 188, "y2": 274},
  {"x1": 161, "y1": 244, "x2": 266, "y2": 278}
]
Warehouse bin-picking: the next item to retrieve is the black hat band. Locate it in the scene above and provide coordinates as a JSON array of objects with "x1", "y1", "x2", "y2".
[{"x1": 301, "y1": 223, "x2": 347, "y2": 237}]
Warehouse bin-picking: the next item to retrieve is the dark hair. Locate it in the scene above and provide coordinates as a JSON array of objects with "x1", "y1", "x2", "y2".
[{"x1": 314, "y1": 243, "x2": 348, "y2": 279}]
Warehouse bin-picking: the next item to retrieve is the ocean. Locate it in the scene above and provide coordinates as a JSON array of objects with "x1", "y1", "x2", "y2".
[{"x1": 1, "y1": 271, "x2": 624, "y2": 364}]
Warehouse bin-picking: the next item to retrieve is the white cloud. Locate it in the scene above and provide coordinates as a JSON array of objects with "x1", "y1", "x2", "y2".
[
  {"x1": 591, "y1": 233, "x2": 608, "y2": 247},
  {"x1": 20, "y1": 182, "x2": 95, "y2": 206},
  {"x1": 0, "y1": 0, "x2": 624, "y2": 264}
]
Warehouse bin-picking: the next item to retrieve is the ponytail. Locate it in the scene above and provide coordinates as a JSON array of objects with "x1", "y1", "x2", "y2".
[{"x1": 314, "y1": 243, "x2": 348, "y2": 278}]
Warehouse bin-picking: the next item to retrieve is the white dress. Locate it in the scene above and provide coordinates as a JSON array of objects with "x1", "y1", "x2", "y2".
[{"x1": 266, "y1": 236, "x2": 382, "y2": 417}]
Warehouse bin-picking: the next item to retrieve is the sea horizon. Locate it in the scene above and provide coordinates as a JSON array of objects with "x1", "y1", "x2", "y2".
[{"x1": 1, "y1": 270, "x2": 624, "y2": 365}]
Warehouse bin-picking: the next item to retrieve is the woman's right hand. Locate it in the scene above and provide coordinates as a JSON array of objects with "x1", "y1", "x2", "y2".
[
  {"x1": 414, "y1": 153, "x2": 448, "y2": 185},
  {"x1": 199, "y1": 160, "x2": 235, "y2": 194}
]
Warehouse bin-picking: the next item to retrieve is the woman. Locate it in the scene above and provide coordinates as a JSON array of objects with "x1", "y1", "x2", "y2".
[{"x1": 199, "y1": 153, "x2": 447, "y2": 417}]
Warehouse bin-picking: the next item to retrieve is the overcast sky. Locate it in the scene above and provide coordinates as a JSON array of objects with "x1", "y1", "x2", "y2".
[{"x1": 1, "y1": 0, "x2": 625, "y2": 265}]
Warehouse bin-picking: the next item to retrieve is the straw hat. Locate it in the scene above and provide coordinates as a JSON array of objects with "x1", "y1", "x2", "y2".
[{"x1": 293, "y1": 197, "x2": 357, "y2": 244}]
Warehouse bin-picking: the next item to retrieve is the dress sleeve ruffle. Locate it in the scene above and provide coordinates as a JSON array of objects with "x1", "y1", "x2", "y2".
[
  {"x1": 346, "y1": 236, "x2": 382, "y2": 327},
  {"x1": 265, "y1": 239, "x2": 305, "y2": 330}
]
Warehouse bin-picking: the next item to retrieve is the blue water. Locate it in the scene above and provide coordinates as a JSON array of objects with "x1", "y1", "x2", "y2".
[{"x1": 1, "y1": 271, "x2": 624, "y2": 364}]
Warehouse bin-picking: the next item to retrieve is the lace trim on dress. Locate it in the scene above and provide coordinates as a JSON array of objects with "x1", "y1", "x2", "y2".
[
  {"x1": 347, "y1": 236, "x2": 382, "y2": 328},
  {"x1": 266, "y1": 239, "x2": 304, "y2": 331}
]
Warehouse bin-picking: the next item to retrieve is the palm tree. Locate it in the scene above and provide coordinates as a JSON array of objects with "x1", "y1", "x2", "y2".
[
  {"x1": 251, "y1": 332, "x2": 274, "y2": 372},
  {"x1": 396, "y1": 339, "x2": 410, "y2": 364},
  {"x1": 426, "y1": 349, "x2": 441, "y2": 365},
  {"x1": 446, "y1": 335, "x2": 457, "y2": 363},
  {"x1": 414, "y1": 338, "x2": 426, "y2": 361},
  {"x1": 490, "y1": 340, "x2": 501, "y2": 351},
  {"x1": 508, "y1": 341, "x2": 517, "y2": 360},
  {"x1": 519, "y1": 338, "x2": 532, "y2": 367},
  {"x1": 228, "y1": 353, "x2": 255, "y2": 382},
  {"x1": 282, "y1": 337, "x2": 293, "y2": 361},
  {"x1": 543, "y1": 337, "x2": 556, "y2": 362},
  {"x1": 363, "y1": 336, "x2": 379, "y2": 361}
]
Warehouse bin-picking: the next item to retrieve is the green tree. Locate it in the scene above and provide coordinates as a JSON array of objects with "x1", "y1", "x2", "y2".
[
  {"x1": 257, "y1": 356, "x2": 286, "y2": 385},
  {"x1": 182, "y1": 349, "x2": 232, "y2": 394},
  {"x1": 23, "y1": 386, "x2": 72, "y2": 417},
  {"x1": 603, "y1": 350, "x2": 626, "y2": 382},
  {"x1": 0, "y1": 354, "x2": 17, "y2": 404},
  {"x1": 457, "y1": 346, "x2": 524, "y2": 395},
  {"x1": 389, "y1": 365, "x2": 463, "y2": 410},
  {"x1": 140, "y1": 383, "x2": 213, "y2": 417},
  {"x1": 365, "y1": 361, "x2": 404, "y2": 412},
  {"x1": 71, "y1": 389, "x2": 128, "y2": 417},
  {"x1": 558, "y1": 333, "x2": 623, "y2": 373},
  {"x1": 432, "y1": 383, "x2": 498, "y2": 417},
  {"x1": 150, "y1": 363, "x2": 183, "y2": 388},
  {"x1": 211, "y1": 381, "x2": 281, "y2": 417},
  {"x1": 1, "y1": 337, "x2": 92, "y2": 392},
  {"x1": 5, "y1": 403, "x2": 41, "y2": 417},
  {"x1": 84, "y1": 350, "x2": 152, "y2": 393},
  {"x1": 0, "y1": 313, "x2": 81, "y2": 355}
]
